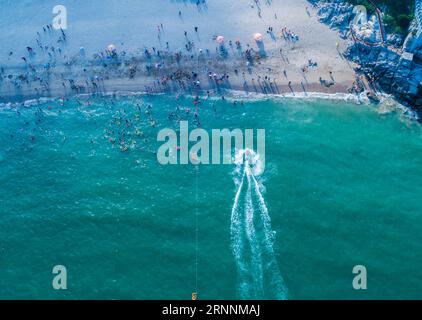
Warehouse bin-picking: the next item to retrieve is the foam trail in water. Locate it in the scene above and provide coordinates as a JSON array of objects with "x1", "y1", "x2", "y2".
[
  {"x1": 230, "y1": 169, "x2": 250, "y2": 297},
  {"x1": 230, "y1": 149, "x2": 288, "y2": 300},
  {"x1": 244, "y1": 167, "x2": 264, "y2": 298},
  {"x1": 251, "y1": 173, "x2": 288, "y2": 300}
]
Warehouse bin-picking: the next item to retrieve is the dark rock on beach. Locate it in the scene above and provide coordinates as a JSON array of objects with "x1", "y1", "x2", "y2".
[{"x1": 309, "y1": 0, "x2": 422, "y2": 118}]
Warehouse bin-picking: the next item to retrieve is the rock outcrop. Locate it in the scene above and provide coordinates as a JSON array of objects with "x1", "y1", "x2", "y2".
[{"x1": 309, "y1": 0, "x2": 422, "y2": 117}]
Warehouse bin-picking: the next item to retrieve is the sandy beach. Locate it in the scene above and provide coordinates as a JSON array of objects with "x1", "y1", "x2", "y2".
[
  {"x1": 2, "y1": 0, "x2": 422, "y2": 302},
  {"x1": 0, "y1": 0, "x2": 357, "y2": 102}
]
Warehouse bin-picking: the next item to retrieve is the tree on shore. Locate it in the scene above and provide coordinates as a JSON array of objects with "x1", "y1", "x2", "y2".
[{"x1": 336, "y1": 0, "x2": 415, "y2": 35}]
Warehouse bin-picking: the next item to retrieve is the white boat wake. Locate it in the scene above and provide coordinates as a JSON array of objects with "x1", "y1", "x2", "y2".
[{"x1": 230, "y1": 149, "x2": 288, "y2": 300}]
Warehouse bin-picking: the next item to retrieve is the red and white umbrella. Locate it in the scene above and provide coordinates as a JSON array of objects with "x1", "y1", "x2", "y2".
[
  {"x1": 253, "y1": 33, "x2": 263, "y2": 42},
  {"x1": 216, "y1": 36, "x2": 225, "y2": 44}
]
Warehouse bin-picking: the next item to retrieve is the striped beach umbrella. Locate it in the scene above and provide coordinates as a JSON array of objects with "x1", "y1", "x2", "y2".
[{"x1": 254, "y1": 33, "x2": 263, "y2": 42}]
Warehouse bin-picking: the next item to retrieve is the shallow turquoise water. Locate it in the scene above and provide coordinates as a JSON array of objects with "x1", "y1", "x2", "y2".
[{"x1": 0, "y1": 95, "x2": 421, "y2": 299}]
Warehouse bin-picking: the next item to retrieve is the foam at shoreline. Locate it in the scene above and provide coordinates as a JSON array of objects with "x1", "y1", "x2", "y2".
[{"x1": 1, "y1": 88, "x2": 419, "y2": 121}]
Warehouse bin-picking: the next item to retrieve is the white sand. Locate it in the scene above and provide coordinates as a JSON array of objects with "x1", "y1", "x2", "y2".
[{"x1": 0, "y1": 0, "x2": 357, "y2": 99}]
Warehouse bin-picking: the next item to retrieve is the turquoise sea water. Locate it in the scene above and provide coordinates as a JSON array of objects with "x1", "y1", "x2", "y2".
[{"x1": 0, "y1": 95, "x2": 421, "y2": 299}]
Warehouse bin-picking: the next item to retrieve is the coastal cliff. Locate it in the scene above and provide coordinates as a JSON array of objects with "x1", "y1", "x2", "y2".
[{"x1": 309, "y1": 0, "x2": 422, "y2": 117}]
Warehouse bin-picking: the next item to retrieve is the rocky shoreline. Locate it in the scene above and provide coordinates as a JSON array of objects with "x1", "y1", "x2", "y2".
[{"x1": 308, "y1": 0, "x2": 422, "y2": 119}]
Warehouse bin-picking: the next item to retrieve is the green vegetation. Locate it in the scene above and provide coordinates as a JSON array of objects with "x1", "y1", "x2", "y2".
[{"x1": 347, "y1": 0, "x2": 415, "y2": 34}]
